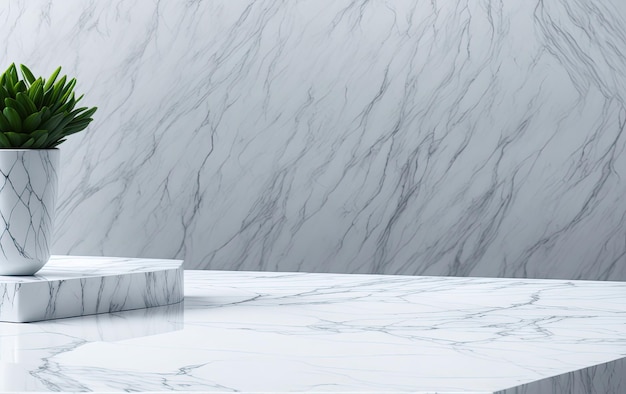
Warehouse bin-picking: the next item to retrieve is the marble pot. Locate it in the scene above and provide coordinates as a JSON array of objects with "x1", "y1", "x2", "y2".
[{"x1": 0, "y1": 149, "x2": 59, "y2": 276}]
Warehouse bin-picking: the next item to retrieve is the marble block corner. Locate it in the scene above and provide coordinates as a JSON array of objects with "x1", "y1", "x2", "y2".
[{"x1": 0, "y1": 255, "x2": 184, "y2": 323}]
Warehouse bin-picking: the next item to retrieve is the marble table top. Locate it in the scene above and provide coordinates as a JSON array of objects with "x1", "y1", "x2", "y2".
[{"x1": 1, "y1": 270, "x2": 625, "y2": 393}]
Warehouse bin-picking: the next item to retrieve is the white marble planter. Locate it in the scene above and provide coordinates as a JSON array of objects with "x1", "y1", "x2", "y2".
[{"x1": 0, "y1": 149, "x2": 59, "y2": 276}]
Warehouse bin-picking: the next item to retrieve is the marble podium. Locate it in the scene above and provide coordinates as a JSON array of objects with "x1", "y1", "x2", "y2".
[
  {"x1": 0, "y1": 256, "x2": 184, "y2": 323},
  {"x1": 1, "y1": 269, "x2": 625, "y2": 393}
]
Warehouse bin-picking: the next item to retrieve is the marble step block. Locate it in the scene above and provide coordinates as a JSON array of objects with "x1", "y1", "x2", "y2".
[{"x1": 0, "y1": 256, "x2": 184, "y2": 323}]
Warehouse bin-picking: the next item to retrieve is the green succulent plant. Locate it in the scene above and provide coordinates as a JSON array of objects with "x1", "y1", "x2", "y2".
[{"x1": 0, "y1": 63, "x2": 97, "y2": 149}]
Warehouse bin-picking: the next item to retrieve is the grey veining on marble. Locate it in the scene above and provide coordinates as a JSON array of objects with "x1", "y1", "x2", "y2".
[
  {"x1": 2, "y1": 1, "x2": 625, "y2": 279},
  {"x1": 0, "y1": 255, "x2": 184, "y2": 322},
  {"x1": 1, "y1": 270, "x2": 625, "y2": 392}
]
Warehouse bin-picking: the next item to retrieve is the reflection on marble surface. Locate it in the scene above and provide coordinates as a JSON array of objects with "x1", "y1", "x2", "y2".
[
  {"x1": 1, "y1": 270, "x2": 625, "y2": 392},
  {"x1": 0, "y1": 301, "x2": 183, "y2": 392},
  {"x1": 0, "y1": 256, "x2": 184, "y2": 322},
  {"x1": 2, "y1": 1, "x2": 626, "y2": 280},
  {"x1": 0, "y1": 301, "x2": 183, "y2": 364}
]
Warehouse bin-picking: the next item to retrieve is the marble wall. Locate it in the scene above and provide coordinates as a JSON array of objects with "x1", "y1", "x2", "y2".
[{"x1": 1, "y1": 0, "x2": 625, "y2": 280}]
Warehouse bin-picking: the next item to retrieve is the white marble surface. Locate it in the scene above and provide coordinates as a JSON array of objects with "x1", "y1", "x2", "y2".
[
  {"x1": 1, "y1": 1, "x2": 626, "y2": 280},
  {"x1": 1, "y1": 270, "x2": 625, "y2": 393},
  {"x1": 0, "y1": 255, "x2": 184, "y2": 322}
]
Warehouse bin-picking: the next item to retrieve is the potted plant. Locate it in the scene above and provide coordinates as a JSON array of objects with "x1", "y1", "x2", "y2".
[{"x1": 0, "y1": 63, "x2": 96, "y2": 275}]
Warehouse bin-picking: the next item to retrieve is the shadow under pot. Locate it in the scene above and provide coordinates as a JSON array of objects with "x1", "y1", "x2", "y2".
[{"x1": 0, "y1": 148, "x2": 58, "y2": 276}]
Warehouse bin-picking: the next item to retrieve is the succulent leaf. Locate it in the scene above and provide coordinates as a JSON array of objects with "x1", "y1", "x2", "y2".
[
  {"x1": 21, "y1": 137, "x2": 35, "y2": 148},
  {"x1": 47, "y1": 75, "x2": 67, "y2": 105},
  {"x1": 43, "y1": 66, "x2": 61, "y2": 91},
  {"x1": 29, "y1": 80, "x2": 44, "y2": 107},
  {"x1": 22, "y1": 112, "x2": 42, "y2": 132},
  {"x1": 59, "y1": 78, "x2": 76, "y2": 103},
  {"x1": 0, "y1": 112, "x2": 10, "y2": 131},
  {"x1": 39, "y1": 112, "x2": 65, "y2": 131},
  {"x1": 47, "y1": 115, "x2": 75, "y2": 138},
  {"x1": 4, "y1": 76, "x2": 15, "y2": 97},
  {"x1": 4, "y1": 98, "x2": 28, "y2": 119},
  {"x1": 0, "y1": 88, "x2": 7, "y2": 110},
  {"x1": 73, "y1": 106, "x2": 98, "y2": 121},
  {"x1": 40, "y1": 106, "x2": 51, "y2": 122},
  {"x1": 50, "y1": 138, "x2": 66, "y2": 147},
  {"x1": 66, "y1": 124, "x2": 91, "y2": 137},
  {"x1": 30, "y1": 129, "x2": 48, "y2": 140},
  {"x1": 34, "y1": 132, "x2": 48, "y2": 148},
  {"x1": 4, "y1": 64, "x2": 15, "y2": 87},
  {"x1": 66, "y1": 93, "x2": 77, "y2": 112},
  {"x1": 13, "y1": 81, "x2": 26, "y2": 93},
  {"x1": 16, "y1": 92, "x2": 37, "y2": 114},
  {"x1": 8, "y1": 64, "x2": 18, "y2": 85},
  {"x1": 0, "y1": 133, "x2": 9, "y2": 147},
  {"x1": 4, "y1": 131, "x2": 26, "y2": 145},
  {"x1": 0, "y1": 64, "x2": 96, "y2": 148},
  {"x1": 3, "y1": 107, "x2": 21, "y2": 132},
  {"x1": 19, "y1": 65, "x2": 36, "y2": 85}
]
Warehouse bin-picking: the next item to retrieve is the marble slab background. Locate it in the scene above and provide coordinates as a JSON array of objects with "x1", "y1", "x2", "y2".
[{"x1": 1, "y1": 0, "x2": 625, "y2": 280}]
